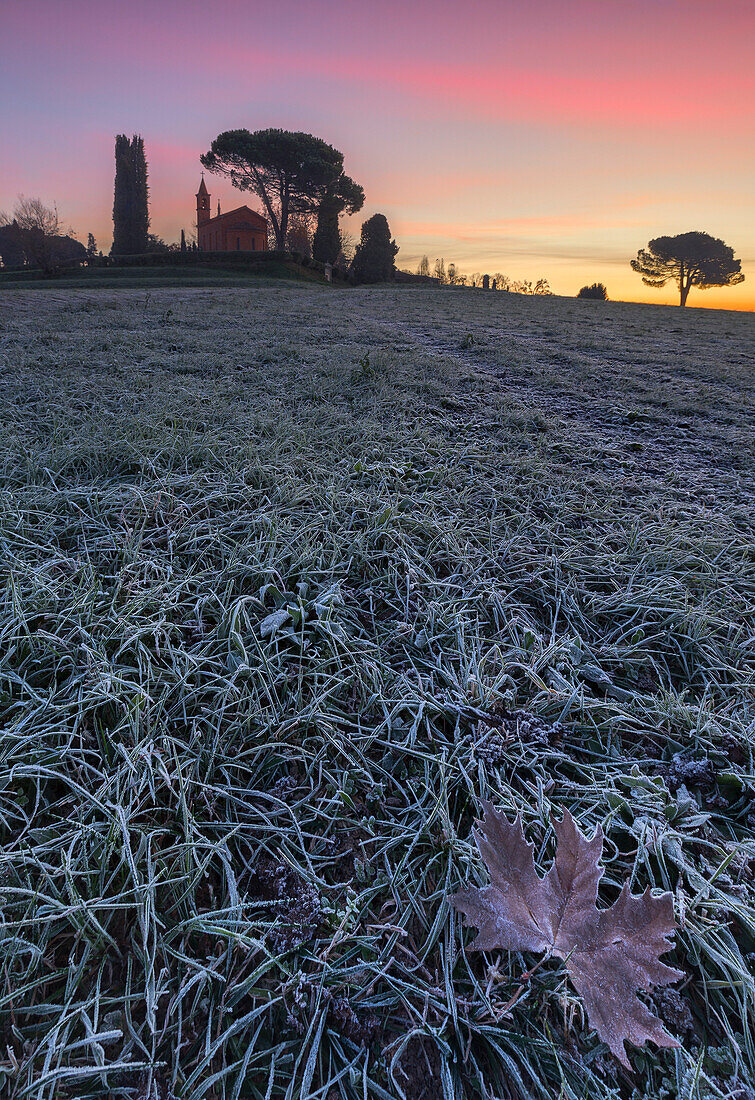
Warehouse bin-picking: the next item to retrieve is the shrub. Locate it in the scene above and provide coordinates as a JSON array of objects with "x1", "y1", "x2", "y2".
[{"x1": 577, "y1": 283, "x2": 608, "y2": 300}]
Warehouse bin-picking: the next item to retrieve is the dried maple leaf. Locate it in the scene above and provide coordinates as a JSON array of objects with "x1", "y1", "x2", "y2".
[{"x1": 452, "y1": 803, "x2": 684, "y2": 1067}]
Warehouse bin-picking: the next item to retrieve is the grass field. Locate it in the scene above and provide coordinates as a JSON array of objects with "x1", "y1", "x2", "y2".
[
  {"x1": 0, "y1": 261, "x2": 327, "y2": 291},
  {"x1": 0, "y1": 285, "x2": 753, "y2": 1099}
]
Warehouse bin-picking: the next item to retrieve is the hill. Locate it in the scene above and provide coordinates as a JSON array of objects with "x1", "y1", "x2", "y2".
[
  {"x1": 0, "y1": 286, "x2": 753, "y2": 1099},
  {"x1": 0, "y1": 257, "x2": 330, "y2": 290}
]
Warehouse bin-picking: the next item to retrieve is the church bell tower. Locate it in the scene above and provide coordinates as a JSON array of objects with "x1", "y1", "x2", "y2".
[{"x1": 196, "y1": 175, "x2": 210, "y2": 226}]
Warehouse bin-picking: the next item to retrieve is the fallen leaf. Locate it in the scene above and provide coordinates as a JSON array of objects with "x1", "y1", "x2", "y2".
[{"x1": 452, "y1": 803, "x2": 683, "y2": 1067}]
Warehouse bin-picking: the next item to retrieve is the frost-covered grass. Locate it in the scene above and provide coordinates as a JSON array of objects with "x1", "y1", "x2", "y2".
[{"x1": 0, "y1": 286, "x2": 753, "y2": 1099}]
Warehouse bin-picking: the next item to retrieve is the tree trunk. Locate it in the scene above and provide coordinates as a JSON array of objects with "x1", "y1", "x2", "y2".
[
  {"x1": 277, "y1": 187, "x2": 289, "y2": 251},
  {"x1": 680, "y1": 280, "x2": 690, "y2": 307}
]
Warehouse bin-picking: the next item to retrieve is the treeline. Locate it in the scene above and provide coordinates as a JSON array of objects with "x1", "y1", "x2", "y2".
[
  {"x1": 0, "y1": 198, "x2": 86, "y2": 274},
  {"x1": 415, "y1": 255, "x2": 552, "y2": 294}
]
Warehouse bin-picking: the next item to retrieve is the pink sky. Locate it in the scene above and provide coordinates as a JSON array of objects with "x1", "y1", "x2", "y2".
[{"x1": 2, "y1": 0, "x2": 753, "y2": 307}]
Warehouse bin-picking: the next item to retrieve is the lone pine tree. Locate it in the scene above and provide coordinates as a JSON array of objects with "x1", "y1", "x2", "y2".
[
  {"x1": 631, "y1": 231, "x2": 743, "y2": 307},
  {"x1": 112, "y1": 134, "x2": 149, "y2": 256}
]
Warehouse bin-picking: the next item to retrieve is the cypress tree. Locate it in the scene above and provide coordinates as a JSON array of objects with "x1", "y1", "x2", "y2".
[
  {"x1": 112, "y1": 134, "x2": 149, "y2": 255},
  {"x1": 312, "y1": 193, "x2": 342, "y2": 265},
  {"x1": 351, "y1": 214, "x2": 398, "y2": 283}
]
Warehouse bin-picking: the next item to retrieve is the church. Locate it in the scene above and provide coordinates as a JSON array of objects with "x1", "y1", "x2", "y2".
[{"x1": 196, "y1": 177, "x2": 268, "y2": 252}]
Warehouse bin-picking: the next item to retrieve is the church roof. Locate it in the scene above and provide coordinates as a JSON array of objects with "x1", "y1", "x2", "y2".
[
  {"x1": 202, "y1": 205, "x2": 267, "y2": 227},
  {"x1": 196, "y1": 176, "x2": 209, "y2": 196}
]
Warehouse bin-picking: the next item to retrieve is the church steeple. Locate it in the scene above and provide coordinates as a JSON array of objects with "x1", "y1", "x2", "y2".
[{"x1": 196, "y1": 175, "x2": 210, "y2": 226}]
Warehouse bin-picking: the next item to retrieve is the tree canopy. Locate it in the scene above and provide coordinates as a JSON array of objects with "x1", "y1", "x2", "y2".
[
  {"x1": 201, "y1": 129, "x2": 364, "y2": 252},
  {"x1": 630, "y1": 231, "x2": 743, "y2": 307},
  {"x1": 351, "y1": 214, "x2": 399, "y2": 283}
]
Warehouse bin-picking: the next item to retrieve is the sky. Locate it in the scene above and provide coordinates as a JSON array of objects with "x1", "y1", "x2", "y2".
[{"x1": 2, "y1": 0, "x2": 754, "y2": 308}]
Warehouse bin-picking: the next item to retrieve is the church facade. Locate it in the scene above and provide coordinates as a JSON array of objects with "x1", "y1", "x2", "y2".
[{"x1": 196, "y1": 177, "x2": 268, "y2": 252}]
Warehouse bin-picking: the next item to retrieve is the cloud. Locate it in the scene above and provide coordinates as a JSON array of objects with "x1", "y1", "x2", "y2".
[
  {"x1": 213, "y1": 43, "x2": 754, "y2": 132},
  {"x1": 399, "y1": 233, "x2": 633, "y2": 266}
]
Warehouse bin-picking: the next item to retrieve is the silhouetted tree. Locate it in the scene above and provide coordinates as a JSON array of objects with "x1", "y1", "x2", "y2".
[
  {"x1": 14, "y1": 198, "x2": 62, "y2": 273},
  {"x1": 534, "y1": 278, "x2": 552, "y2": 295},
  {"x1": 202, "y1": 129, "x2": 363, "y2": 252},
  {"x1": 312, "y1": 175, "x2": 363, "y2": 264},
  {"x1": 417, "y1": 255, "x2": 430, "y2": 277},
  {"x1": 180, "y1": 229, "x2": 187, "y2": 253},
  {"x1": 145, "y1": 234, "x2": 171, "y2": 253},
  {"x1": 433, "y1": 258, "x2": 446, "y2": 284},
  {"x1": 312, "y1": 198, "x2": 340, "y2": 264},
  {"x1": 287, "y1": 217, "x2": 313, "y2": 259},
  {"x1": 577, "y1": 282, "x2": 608, "y2": 300},
  {"x1": 336, "y1": 229, "x2": 356, "y2": 267},
  {"x1": 351, "y1": 214, "x2": 399, "y2": 283},
  {"x1": 447, "y1": 262, "x2": 458, "y2": 285},
  {"x1": 0, "y1": 197, "x2": 84, "y2": 273},
  {"x1": 112, "y1": 135, "x2": 149, "y2": 256},
  {"x1": 86, "y1": 233, "x2": 97, "y2": 258},
  {"x1": 631, "y1": 231, "x2": 743, "y2": 307}
]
